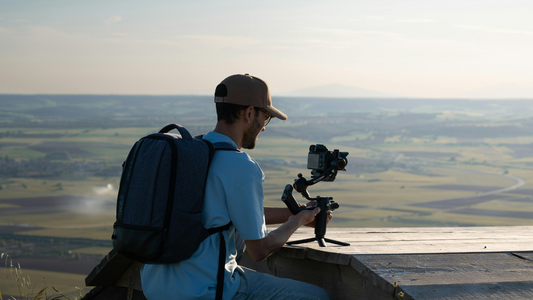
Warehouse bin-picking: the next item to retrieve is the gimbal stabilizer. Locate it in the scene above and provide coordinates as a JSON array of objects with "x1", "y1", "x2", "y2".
[{"x1": 281, "y1": 145, "x2": 350, "y2": 247}]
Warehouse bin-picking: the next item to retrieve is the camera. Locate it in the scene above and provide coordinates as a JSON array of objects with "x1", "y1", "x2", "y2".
[
  {"x1": 307, "y1": 144, "x2": 348, "y2": 181},
  {"x1": 281, "y1": 144, "x2": 351, "y2": 247}
]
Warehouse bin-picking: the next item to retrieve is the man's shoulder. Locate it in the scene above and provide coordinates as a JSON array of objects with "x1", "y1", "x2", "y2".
[
  {"x1": 202, "y1": 131, "x2": 237, "y2": 147},
  {"x1": 201, "y1": 131, "x2": 263, "y2": 177},
  {"x1": 214, "y1": 148, "x2": 260, "y2": 171}
]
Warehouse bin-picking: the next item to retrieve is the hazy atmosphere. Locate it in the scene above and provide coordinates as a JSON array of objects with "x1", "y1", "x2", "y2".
[
  {"x1": 1, "y1": 0, "x2": 533, "y2": 98},
  {"x1": 2, "y1": 1, "x2": 533, "y2": 298}
]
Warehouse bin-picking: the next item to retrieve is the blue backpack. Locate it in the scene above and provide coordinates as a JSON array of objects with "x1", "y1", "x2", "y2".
[{"x1": 112, "y1": 124, "x2": 234, "y2": 299}]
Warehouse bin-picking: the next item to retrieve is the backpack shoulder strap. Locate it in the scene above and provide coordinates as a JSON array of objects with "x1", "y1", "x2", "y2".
[
  {"x1": 195, "y1": 134, "x2": 239, "y2": 152},
  {"x1": 196, "y1": 135, "x2": 238, "y2": 300},
  {"x1": 214, "y1": 224, "x2": 231, "y2": 300},
  {"x1": 212, "y1": 141, "x2": 239, "y2": 151}
]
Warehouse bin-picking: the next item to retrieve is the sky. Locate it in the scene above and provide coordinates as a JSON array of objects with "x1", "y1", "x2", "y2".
[{"x1": 1, "y1": 0, "x2": 533, "y2": 98}]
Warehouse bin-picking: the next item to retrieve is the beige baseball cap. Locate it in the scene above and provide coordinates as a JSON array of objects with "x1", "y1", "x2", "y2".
[{"x1": 214, "y1": 74, "x2": 287, "y2": 120}]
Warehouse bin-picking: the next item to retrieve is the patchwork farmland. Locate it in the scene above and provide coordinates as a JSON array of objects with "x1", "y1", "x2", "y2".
[{"x1": 2, "y1": 95, "x2": 533, "y2": 297}]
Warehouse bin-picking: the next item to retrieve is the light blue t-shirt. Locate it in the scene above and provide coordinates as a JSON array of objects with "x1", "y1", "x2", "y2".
[{"x1": 141, "y1": 131, "x2": 268, "y2": 300}]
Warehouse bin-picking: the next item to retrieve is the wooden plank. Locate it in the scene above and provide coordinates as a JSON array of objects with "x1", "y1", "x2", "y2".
[
  {"x1": 240, "y1": 250, "x2": 399, "y2": 300},
  {"x1": 113, "y1": 261, "x2": 144, "y2": 291},
  {"x1": 356, "y1": 252, "x2": 533, "y2": 299},
  {"x1": 277, "y1": 226, "x2": 533, "y2": 299},
  {"x1": 287, "y1": 226, "x2": 533, "y2": 255},
  {"x1": 85, "y1": 227, "x2": 533, "y2": 299},
  {"x1": 85, "y1": 249, "x2": 135, "y2": 287}
]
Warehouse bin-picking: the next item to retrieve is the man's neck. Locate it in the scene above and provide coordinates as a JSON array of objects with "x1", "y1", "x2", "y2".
[{"x1": 213, "y1": 122, "x2": 243, "y2": 150}]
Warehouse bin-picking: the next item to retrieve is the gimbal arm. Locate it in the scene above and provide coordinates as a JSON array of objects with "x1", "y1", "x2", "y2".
[{"x1": 293, "y1": 168, "x2": 339, "y2": 200}]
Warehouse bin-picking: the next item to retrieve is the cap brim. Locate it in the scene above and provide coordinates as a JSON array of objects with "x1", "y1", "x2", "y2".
[{"x1": 265, "y1": 106, "x2": 287, "y2": 120}]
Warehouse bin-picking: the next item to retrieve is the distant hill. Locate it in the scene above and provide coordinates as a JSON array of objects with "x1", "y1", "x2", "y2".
[
  {"x1": 278, "y1": 83, "x2": 398, "y2": 98},
  {"x1": 2, "y1": 95, "x2": 533, "y2": 130}
]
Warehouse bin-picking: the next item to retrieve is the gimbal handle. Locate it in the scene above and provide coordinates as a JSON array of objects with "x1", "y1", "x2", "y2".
[{"x1": 281, "y1": 184, "x2": 315, "y2": 215}]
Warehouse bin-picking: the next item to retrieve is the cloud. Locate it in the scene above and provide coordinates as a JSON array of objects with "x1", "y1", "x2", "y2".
[
  {"x1": 454, "y1": 24, "x2": 533, "y2": 36},
  {"x1": 25, "y1": 25, "x2": 90, "y2": 43},
  {"x1": 494, "y1": 29, "x2": 533, "y2": 35},
  {"x1": 305, "y1": 27, "x2": 357, "y2": 36},
  {"x1": 104, "y1": 16, "x2": 122, "y2": 24},
  {"x1": 303, "y1": 27, "x2": 400, "y2": 39},
  {"x1": 93, "y1": 183, "x2": 117, "y2": 197},
  {"x1": 175, "y1": 35, "x2": 260, "y2": 47},
  {"x1": 0, "y1": 26, "x2": 9, "y2": 34},
  {"x1": 394, "y1": 19, "x2": 435, "y2": 23},
  {"x1": 454, "y1": 24, "x2": 484, "y2": 31},
  {"x1": 55, "y1": 185, "x2": 116, "y2": 214},
  {"x1": 64, "y1": 184, "x2": 119, "y2": 213},
  {"x1": 362, "y1": 16, "x2": 383, "y2": 20}
]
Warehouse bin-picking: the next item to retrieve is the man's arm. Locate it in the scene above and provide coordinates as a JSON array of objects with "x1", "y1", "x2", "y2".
[
  {"x1": 264, "y1": 207, "x2": 292, "y2": 225},
  {"x1": 264, "y1": 200, "x2": 318, "y2": 225},
  {"x1": 245, "y1": 207, "x2": 320, "y2": 261}
]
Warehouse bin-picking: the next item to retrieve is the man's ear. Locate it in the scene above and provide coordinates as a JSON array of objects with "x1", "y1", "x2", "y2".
[{"x1": 242, "y1": 106, "x2": 254, "y2": 125}]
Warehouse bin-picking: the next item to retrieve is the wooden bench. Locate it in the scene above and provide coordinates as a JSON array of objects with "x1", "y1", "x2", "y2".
[{"x1": 85, "y1": 226, "x2": 533, "y2": 299}]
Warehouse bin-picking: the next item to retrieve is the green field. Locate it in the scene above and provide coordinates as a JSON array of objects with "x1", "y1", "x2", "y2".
[
  {"x1": 3, "y1": 96, "x2": 533, "y2": 296},
  {"x1": 3, "y1": 126, "x2": 533, "y2": 234}
]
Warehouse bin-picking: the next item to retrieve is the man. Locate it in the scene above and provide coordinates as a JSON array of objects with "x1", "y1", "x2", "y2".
[{"x1": 141, "y1": 74, "x2": 330, "y2": 300}]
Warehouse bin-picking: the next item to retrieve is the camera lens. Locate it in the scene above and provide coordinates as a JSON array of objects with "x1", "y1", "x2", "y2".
[{"x1": 336, "y1": 159, "x2": 347, "y2": 170}]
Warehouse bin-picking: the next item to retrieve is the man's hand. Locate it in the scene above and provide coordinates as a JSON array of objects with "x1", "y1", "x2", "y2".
[
  {"x1": 298, "y1": 201, "x2": 333, "y2": 228},
  {"x1": 246, "y1": 206, "x2": 321, "y2": 261},
  {"x1": 290, "y1": 207, "x2": 321, "y2": 227},
  {"x1": 249, "y1": 204, "x2": 334, "y2": 261}
]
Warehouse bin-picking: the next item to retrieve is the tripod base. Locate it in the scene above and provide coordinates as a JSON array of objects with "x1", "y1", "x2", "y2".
[{"x1": 287, "y1": 237, "x2": 350, "y2": 247}]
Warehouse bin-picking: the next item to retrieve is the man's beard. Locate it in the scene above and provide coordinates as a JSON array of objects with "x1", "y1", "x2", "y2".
[{"x1": 242, "y1": 118, "x2": 263, "y2": 150}]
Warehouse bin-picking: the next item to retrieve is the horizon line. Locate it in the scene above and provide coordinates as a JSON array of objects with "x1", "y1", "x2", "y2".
[{"x1": 1, "y1": 93, "x2": 532, "y2": 101}]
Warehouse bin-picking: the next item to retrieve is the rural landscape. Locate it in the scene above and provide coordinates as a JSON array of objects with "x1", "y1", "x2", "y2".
[{"x1": 2, "y1": 94, "x2": 533, "y2": 297}]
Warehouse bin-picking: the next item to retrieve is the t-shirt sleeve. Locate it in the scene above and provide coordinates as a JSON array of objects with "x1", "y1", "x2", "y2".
[{"x1": 226, "y1": 169, "x2": 268, "y2": 241}]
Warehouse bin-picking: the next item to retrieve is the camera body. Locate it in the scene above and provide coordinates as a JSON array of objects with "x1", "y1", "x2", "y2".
[{"x1": 307, "y1": 144, "x2": 348, "y2": 181}]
